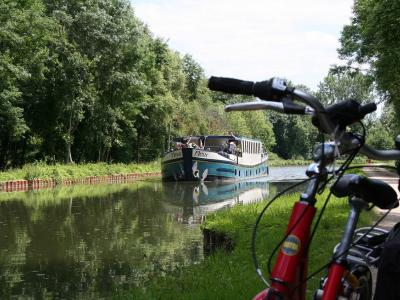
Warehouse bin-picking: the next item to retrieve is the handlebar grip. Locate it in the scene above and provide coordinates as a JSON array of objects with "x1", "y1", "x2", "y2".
[
  {"x1": 208, "y1": 77, "x2": 254, "y2": 95},
  {"x1": 358, "y1": 102, "x2": 377, "y2": 116},
  {"x1": 209, "y1": 76, "x2": 290, "y2": 101}
]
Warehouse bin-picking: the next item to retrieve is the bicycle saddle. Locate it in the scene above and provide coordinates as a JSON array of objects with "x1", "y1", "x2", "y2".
[{"x1": 331, "y1": 174, "x2": 399, "y2": 209}]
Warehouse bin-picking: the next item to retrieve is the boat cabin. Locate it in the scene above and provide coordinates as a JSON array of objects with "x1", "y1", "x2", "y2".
[{"x1": 172, "y1": 135, "x2": 264, "y2": 157}]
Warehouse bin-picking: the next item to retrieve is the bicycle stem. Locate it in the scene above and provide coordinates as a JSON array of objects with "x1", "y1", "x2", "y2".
[{"x1": 333, "y1": 197, "x2": 369, "y2": 264}]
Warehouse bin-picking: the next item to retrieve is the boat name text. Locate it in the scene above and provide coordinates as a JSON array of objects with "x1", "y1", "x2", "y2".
[{"x1": 194, "y1": 151, "x2": 208, "y2": 158}]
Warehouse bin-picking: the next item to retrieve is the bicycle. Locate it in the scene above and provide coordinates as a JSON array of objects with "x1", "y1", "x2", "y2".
[{"x1": 207, "y1": 76, "x2": 400, "y2": 300}]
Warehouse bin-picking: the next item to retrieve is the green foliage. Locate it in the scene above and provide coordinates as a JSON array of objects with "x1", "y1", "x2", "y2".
[
  {"x1": 338, "y1": 0, "x2": 400, "y2": 126},
  {"x1": 1, "y1": 0, "x2": 282, "y2": 168},
  {"x1": 270, "y1": 113, "x2": 318, "y2": 159},
  {"x1": 267, "y1": 153, "x2": 309, "y2": 166},
  {"x1": 317, "y1": 72, "x2": 375, "y2": 106},
  {"x1": 0, "y1": 161, "x2": 160, "y2": 182},
  {"x1": 1, "y1": 0, "x2": 346, "y2": 169}
]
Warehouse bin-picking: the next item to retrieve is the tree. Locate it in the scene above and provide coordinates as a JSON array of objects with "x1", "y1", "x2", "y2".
[
  {"x1": 316, "y1": 72, "x2": 375, "y2": 106},
  {"x1": 367, "y1": 105, "x2": 397, "y2": 150},
  {"x1": 0, "y1": 0, "x2": 59, "y2": 168},
  {"x1": 269, "y1": 113, "x2": 317, "y2": 159},
  {"x1": 182, "y1": 54, "x2": 204, "y2": 101},
  {"x1": 338, "y1": 0, "x2": 400, "y2": 125}
]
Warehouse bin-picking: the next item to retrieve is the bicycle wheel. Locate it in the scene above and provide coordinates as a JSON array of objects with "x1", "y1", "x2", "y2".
[{"x1": 345, "y1": 266, "x2": 372, "y2": 300}]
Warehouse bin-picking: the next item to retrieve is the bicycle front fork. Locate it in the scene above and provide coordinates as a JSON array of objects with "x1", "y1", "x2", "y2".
[{"x1": 316, "y1": 197, "x2": 369, "y2": 300}]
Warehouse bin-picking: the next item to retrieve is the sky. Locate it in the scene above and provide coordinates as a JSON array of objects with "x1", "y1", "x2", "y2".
[{"x1": 132, "y1": 0, "x2": 354, "y2": 90}]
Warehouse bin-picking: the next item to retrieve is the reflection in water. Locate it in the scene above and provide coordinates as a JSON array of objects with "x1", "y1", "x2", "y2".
[
  {"x1": 0, "y1": 169, "x2": 305, "y2": 298},
  {"x1": 162, "y1": 179, "x2": 269, "y2": 225}
]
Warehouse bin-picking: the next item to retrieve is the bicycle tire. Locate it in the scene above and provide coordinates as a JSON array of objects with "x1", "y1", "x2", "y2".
[
  {"x1": 313, "y1": 266, "x2": 372, "y2": 300},
  {"x1": 346, "y1": 266, "x2": 372, "y2": 300}
]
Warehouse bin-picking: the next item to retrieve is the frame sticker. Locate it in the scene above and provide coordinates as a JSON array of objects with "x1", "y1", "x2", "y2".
[{"x1": 282, "y1": 235, "x2": 301, "y2": 256}]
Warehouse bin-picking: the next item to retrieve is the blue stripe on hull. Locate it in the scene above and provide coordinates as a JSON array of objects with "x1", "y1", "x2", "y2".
[{"x1": 162, "y1": 158, "x2": 268, "y2": 181}]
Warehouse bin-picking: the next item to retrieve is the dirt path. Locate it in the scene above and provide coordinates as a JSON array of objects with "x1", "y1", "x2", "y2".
[{"x1": 363, "y1": 166, "x2": 400, "y2": 229}]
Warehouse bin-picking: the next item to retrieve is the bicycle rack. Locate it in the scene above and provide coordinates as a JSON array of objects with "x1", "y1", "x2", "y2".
[{"x1": 334, "y1": 227, "x2": 389, "y2": 267}]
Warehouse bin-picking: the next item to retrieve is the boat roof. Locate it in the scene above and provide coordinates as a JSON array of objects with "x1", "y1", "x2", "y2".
[{"x1": 173, "y1": 135, "x2": 262, "y2": 143}]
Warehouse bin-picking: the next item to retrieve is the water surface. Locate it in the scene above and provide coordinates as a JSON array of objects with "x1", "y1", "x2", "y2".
[{"x1": 0, "y1": 166, "x2": 307, "y2": 298}]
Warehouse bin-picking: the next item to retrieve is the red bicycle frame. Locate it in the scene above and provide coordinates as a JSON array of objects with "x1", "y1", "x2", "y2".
[
  {"x1": 270, "y1": 201, "x2": 315, "y2": 299},
  {"x1": 253, "y1": 200, "x2": 317, "y2": 300},
  {"x1": 253, "y1": 178, "x2": 370, "y2": 300},
  {"x1": 253, "y1": 199, "x2": 348, "y2": 300}
]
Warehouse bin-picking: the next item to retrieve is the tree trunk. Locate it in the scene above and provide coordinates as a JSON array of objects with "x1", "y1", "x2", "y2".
[
  {"x1": 66, "y1": 113, "x2": 75, "y2": 164},
  {"x1": 136, "y1": 131, "x2": 140, "y2": 164},
  {"x1": 66, "y1": 141, "x2": 74, "y2": 164},
  {"x1": 0, "y1": 134, "x2": 10, "y2": 170}
]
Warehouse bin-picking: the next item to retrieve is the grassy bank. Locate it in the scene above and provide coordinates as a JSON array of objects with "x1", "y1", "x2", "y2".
[
  {"x1": 268, "y1": 153, "x2": 309, "y2": 166},
  {"x1": 0, "y1": 161, "x2": 160, "y2": 182},
  {"x1": 0, "y1": 154, "x2": 372, "y2": 183},
  {"x1": 267, "y1": 152, "x2": 368, "y2": 167},
  {"x1": 122, "y1": 192, "x2": 375, "y2": 299}
]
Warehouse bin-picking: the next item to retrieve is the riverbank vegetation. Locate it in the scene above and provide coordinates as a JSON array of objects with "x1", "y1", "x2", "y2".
[
  {"x1": 0, "y1": 161, "x2": 159, "y2": 182},
  {"x1": 1, "y1": 0, "x2": 399, "y2": 172},
  {"x1": 123, "y1": 192, "x2": 374, "y2": 299}
]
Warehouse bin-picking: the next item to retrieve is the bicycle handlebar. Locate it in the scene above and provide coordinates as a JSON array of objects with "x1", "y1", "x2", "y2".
[
  {"x1": 208, "y1": 76, "x2": 400, "y2": 161},
  {"x1": 208, "y1": 77, "x2": 254, "y2": 96},
  {"x1": 209, "y1": 76, "x2": 289, "y2": 101}
]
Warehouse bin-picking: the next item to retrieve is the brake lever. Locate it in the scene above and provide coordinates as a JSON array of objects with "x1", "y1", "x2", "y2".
[
  {"x1": 224, "y1": 99, "x2": 314, "y2": 115},
  {"x1": 281, "y1": 98, "x2": 307, "y2": 114},
  {"x1": 224, "y1": 100, "x2": 284, "y2": 113}
]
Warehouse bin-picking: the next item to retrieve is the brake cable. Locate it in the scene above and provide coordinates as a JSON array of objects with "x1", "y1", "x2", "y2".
[
  {"x1": 268, "y1": 123, "x2": 366, "y2": 294},
  {"x1": 251, "y1": 176, "x2": 315, "y2": 287}
]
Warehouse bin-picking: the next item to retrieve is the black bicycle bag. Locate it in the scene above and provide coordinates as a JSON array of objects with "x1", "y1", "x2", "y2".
[{"x1": 374, "y1": 221, "x2": 400, "y2": 300}]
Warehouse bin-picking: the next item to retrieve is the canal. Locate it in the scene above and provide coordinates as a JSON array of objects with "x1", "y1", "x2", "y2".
[{"x1": 0, "y1": 166, "x2": 307, "y2": 298}]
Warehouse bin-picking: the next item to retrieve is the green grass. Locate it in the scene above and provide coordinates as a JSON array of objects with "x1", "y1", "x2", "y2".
[
  {"x1": 267, "y1": 153, "x2": 309, "y2": 166},
  {"x1": 119, "y1": 192, "x2": 375, "y2": 299},
  {"x1": 0, "y1": 161, "x2": 161, "y2": 182},
  {"x1": 0, "y1": 153, "x2": 375, "y2": 183},
  {"x1": 267, "y1": 153, "x2": 368, "y2": 167}
]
